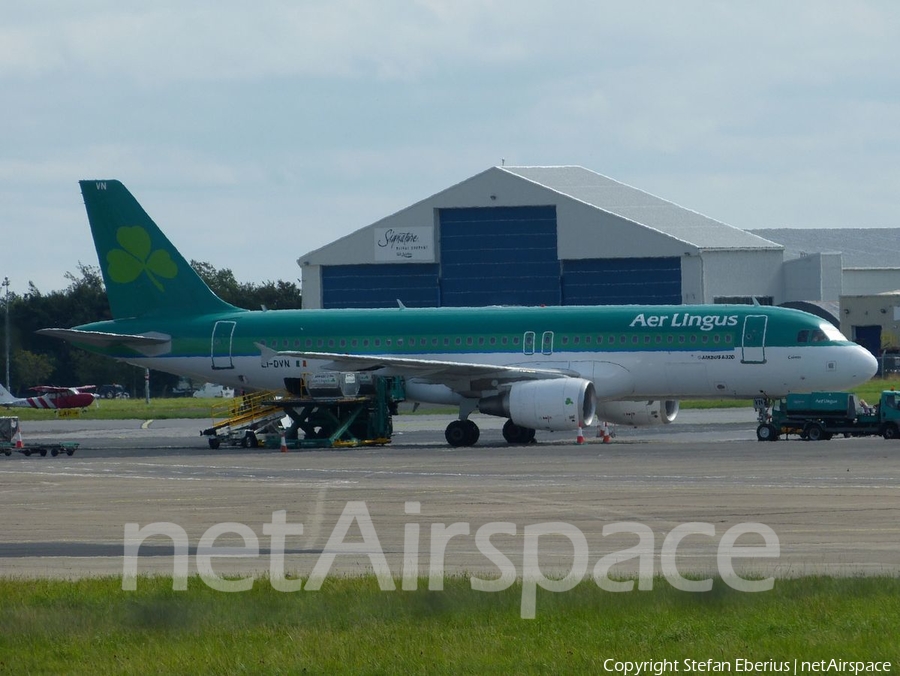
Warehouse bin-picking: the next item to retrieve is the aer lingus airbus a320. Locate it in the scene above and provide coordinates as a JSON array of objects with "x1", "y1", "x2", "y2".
[{"x1": 40, "y1": 180, "x2": 877, "y2": 446}]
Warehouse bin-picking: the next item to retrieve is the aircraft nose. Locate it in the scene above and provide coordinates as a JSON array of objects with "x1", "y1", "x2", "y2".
[{"x1": 854, "y1": 346, "x2": 879, "y2": 382}]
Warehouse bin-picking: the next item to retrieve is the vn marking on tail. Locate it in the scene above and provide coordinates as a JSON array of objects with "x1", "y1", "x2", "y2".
[{"x1": 107, "y1": 226, "x2": 178, "y2": 292}]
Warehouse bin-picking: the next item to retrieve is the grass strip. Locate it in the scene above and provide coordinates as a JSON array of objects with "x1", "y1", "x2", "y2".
[{"x1": 0, "y1": 575, "x2": 898, "y2": 674}]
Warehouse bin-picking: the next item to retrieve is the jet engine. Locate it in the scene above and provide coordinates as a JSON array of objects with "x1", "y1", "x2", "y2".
[
  {"x1": 478, "y1": 378, "x2": 597, "y2": 431},
  {"x1": 596, "y1": 400, "x2": 679, "y2": 426}
]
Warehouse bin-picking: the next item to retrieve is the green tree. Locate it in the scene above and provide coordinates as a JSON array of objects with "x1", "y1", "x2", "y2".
[
  {"x1": 11, "y1": 349, "x2": 55, "y2": 392},
  {"x1": 190, "y1": 261, "x2": 301, "y2": 309},
  {"x1": 6, "y1": 261, "x2": 301, "y2": 395}
]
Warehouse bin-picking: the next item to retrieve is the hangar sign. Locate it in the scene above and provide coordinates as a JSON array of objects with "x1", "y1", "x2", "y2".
[{"x1": 374, "y1": 226, "x2": 434, "y2": 262}]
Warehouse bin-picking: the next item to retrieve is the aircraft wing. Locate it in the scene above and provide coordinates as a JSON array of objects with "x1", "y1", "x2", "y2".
[
  {"x1": 28, "y1": 385, "x2": 98, "y2": 394},
  {"x1": 257, "y1": 345, "x2": 578, "y2": 383}
]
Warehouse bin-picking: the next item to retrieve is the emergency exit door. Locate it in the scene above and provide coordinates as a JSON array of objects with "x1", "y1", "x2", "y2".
[{"x1": 211, "y1": 321, "x2": 236, "y2": 370}]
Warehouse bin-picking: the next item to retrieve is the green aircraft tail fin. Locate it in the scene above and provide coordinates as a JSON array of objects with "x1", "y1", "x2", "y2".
[{"x1": 79, "y1": 180, "x2": 240, "y2": 319}]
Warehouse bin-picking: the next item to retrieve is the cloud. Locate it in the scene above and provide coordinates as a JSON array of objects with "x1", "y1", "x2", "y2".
[{"x1": 0, "y1": 0, "x2": 898, "y2": 295}]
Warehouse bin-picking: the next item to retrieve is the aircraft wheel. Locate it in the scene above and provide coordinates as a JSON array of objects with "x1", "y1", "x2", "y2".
[
  {"x1": 502, "y1": 420, "x2": 535, "y2": 444},
  {"x1": 445, "y1": 420, "x2": 470, "y2": 447},
  {"x1": 882, "y1": 423, "x2": 899, "y2": 440},
  {"x1": 806, "y1": 423, "x2": 826, "y2": 441},
  {"x1": 463, "y1": 419, "x2": 480, "y2": 446}
]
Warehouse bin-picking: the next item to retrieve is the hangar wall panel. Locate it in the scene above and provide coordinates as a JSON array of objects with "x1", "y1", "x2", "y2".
[
  {"x1": 701, "y1": 250, "x2": 784, "y2": 304},
  {"x1": 842, "y1": 269, "x2": 900, "y2": 296},
  {"x1": 680, "y1": 255, "x2": 703, "y2": 303},
  {"x1": 556, "y1": 199, "x2": 697, "y2": 259},
  {"x1": 321, "y1": 263, "x2": 440, "y2": 308},
  {"x1": 782, "y1": 253, "x2": 843, "y2": 302},
  {"x1": 439, "y1": 206, "x2": 561, "y2": 306},
  {"x1": 302, "y1": 266, "x2": 322, "y2": 309},
  {"x1": 561, "y1": 258, "x2": 681, "y2": 305}
]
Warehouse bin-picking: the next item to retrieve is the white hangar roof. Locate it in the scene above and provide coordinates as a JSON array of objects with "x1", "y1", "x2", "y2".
[
  {"x1": 750, "y1": 228, "x2": 900, "y2": 269},
  {"x1": 299, "y1": 165, "x2": 783, "y2": 264},
  {"x1": 499, "y1": 166, "x2": 782, "y2": 251}
]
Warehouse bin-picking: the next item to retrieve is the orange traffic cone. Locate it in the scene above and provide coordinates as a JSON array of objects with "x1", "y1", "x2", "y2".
[
  {"x1": 13, "y1": 426, "x2": 24, "y2": 449},
  {"x1": 280, "y1": 433, "x2": 288, "y2": 453},
  {"x1": 601, "y1": 421, "x2": 612, "y2": 444},
  {"x1": 576, "y1": 426, "x2": 585, "y2": 445}
]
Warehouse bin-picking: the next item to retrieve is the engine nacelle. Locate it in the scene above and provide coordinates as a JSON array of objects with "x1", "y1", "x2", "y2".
[
  {"x1": 596, "y1": 400, "x2": 679, "y2": 426},
  {"x1": 478, "y1": 378, "x2": 596, "y2": 431}
]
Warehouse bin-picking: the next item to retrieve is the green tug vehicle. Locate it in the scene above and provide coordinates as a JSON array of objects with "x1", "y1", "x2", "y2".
[{"x1": 757, "y1": 390, "x2": 900, "y2": 441}]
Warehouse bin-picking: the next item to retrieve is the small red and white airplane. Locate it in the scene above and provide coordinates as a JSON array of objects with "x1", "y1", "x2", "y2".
[{"x1": 0, "y1": 383, "x2": 98, "y2": 410}]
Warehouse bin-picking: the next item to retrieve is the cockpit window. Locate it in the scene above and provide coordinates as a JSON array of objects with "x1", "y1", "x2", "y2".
[
  {"x1": 818, "y1": 323, "x2": 847, "y2": 342},
  {"x1": 801, "y1": 323, "x2": 846, "y2": 344}
]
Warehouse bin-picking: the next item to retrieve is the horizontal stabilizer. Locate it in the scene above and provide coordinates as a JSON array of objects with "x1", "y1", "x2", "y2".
[
  {"x1": 38, "y1": 328, "x2": 172, "y2": 356},
  {"x1": 0, "y1": 383, "x2": 16, "y2": 404}
]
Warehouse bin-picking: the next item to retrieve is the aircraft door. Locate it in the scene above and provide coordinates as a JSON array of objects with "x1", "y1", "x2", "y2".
[
  {"x1": 211, "y1": 321, "x2": 236, "y2": 370},
  {"x1": 741, "y1": 315, "x2": 767, "y2": 364}
]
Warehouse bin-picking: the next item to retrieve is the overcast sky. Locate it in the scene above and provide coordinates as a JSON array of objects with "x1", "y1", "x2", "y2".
[{"x1": 1, "y1": 1, "x2": 898, "y2": 296}]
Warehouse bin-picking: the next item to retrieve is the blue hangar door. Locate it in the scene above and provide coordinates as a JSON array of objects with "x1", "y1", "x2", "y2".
[
  {"x1": 322, "y1": 264, "x2": 440, "y2": 308},
  {"x1": 561, "y1": 257, "x2": 682, "y2": 305},
  {"x1": 439, "y1": 206, "x2": 560, "y2": 307}
]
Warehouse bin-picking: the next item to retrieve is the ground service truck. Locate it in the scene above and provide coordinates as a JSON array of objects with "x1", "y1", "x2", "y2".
[{"x1": 757, "y1": 390, "x2": 900, "y2": 441}]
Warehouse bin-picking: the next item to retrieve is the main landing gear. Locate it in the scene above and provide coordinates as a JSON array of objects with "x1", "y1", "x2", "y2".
[
  {"x1": 502, "y1": 419, "x2": 535, "y2": 444},
  {"x1": 443, "y1": 418, "x2": 537, "y2": 447},
  {"x1": 444, "y1": 400, "x2": 538, "y2": 447},
  {"x1": 445, "y1": 419, "x2": 480, "y2": 447}
]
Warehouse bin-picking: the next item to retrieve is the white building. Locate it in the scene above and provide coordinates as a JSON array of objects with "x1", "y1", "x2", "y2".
[
  {"x1": 299, "y1": 165, "x2": 786, "y2": 310},
  {"x1": 298, "y1": 166, "x2": 900, "y2": 316}
]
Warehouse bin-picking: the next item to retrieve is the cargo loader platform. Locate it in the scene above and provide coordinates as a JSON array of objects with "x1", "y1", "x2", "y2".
[{"x1": 202, "y1": 375, "x2": 404, "y2": 450}]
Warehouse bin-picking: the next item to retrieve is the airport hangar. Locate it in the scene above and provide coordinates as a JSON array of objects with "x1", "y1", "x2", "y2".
[
  {"x1": 749, "y1": 227, "x2": 900, "y2": 369},
  {"x1": 297, "y1": 165, "x2": 899, "y2": 359}
]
